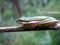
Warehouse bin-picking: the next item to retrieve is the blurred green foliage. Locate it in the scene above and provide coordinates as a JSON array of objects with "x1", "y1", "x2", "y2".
[{"x1": 0, "y1": 0, "x2": 60, "y2": 45}]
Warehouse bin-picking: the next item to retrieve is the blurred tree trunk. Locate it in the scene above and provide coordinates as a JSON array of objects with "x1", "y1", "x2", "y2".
[{"x1": 12, "y1": 0, "x2": 23, "y2": 17}]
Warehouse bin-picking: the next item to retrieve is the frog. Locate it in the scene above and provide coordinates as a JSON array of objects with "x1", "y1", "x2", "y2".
[{"x1": 16, "y1": 16, "x2": 59, "y2": 29}]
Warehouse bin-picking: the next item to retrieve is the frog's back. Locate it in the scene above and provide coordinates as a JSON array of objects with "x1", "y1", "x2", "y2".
[
  {"x1": 19, "y1": 16, "x2": 50, "y2": 21},
  {"x1": 17, "y1": 16, "x2": 59, "y2": 23}
]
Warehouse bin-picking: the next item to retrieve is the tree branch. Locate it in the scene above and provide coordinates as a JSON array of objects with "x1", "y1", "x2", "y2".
[
  {"x1": 0, "y1": 24, "x2": 60, "y2": 32},
  {"x1": 0, "y1": 26, "x2": 24, "y2": 32}
]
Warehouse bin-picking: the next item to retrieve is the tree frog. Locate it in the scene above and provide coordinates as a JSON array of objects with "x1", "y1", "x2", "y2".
[{"x1": 16, "y1": 16, "x2": 59, "y2": 29}]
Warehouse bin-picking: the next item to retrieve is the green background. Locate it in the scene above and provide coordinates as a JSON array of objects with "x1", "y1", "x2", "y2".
[{"x1": 0, "y1": 0, "x2": 60, "y2": 45}]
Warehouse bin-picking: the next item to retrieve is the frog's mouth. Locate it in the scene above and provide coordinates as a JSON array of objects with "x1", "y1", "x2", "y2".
[
  {"x1": 16, "y1": 19, "x2": 29, "y2": 24},
  {"x1": 16, "y1": 20, "x2": 29, "y2": 22}
]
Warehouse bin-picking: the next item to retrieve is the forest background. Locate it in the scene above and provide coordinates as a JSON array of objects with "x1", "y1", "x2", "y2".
[{"x1": 0, "y1": 0, "x2": 60, "y2": 45}]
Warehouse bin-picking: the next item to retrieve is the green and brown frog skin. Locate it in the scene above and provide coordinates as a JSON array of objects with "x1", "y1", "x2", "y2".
[{"x1": 16, "y1": 16, "x2": 59, "y2": 29}]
